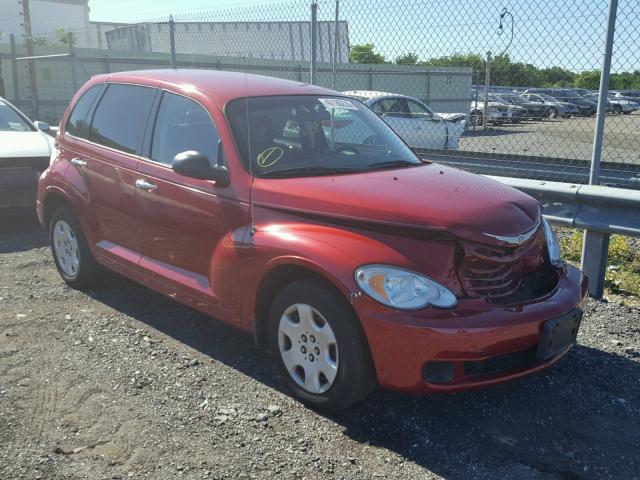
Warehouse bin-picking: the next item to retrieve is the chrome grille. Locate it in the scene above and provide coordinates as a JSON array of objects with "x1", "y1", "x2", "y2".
[{"x1": 460, "y1": 228, "x2": 550, "y2": 301}]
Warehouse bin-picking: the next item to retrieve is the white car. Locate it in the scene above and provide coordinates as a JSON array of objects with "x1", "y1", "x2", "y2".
[
  {"x1": 469, "y1": 99, "x2": 512, "y2": 126},
  {"x1": 0, "y1": 96, "x2": 54, "y2": 216},
  {"x1": 343, "y1": 90, "x2": 464, "y2": 150}
]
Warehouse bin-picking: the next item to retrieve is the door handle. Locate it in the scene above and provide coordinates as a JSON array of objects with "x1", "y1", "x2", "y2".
[
  {"x1": 135, "y1": 179, "x2": 158, "y2": 192},
  {"x1": 70, "y1": 158, "x2": 87, "y2": 167}
]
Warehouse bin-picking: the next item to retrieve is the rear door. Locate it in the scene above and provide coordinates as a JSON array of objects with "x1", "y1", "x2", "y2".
[
  {"x1": 79, "y1": 83, "x2": 157, "y2": 267},
  {"x1": 134, "y1": 90, "x2": 235, "y2": 309}
]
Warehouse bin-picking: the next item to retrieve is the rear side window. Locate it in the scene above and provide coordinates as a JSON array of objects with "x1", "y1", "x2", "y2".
[
  {"x1": 90, "y1": 84, "x2": 156, "y2": 155},
  {"x1": 150, "y1": 92, "x2": 219, "y2": 165},
  {"x1": 65, "y1": 84, "x2": 103, "y2": 138}
]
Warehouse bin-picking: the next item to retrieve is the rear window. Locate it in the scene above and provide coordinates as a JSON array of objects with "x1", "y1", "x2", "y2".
[
  {"x1": 90, "y1": 84, "x2": 156, "y2": 155},
  {"x1": 66, "y1": 84, "x2": 104, "y2": 139}
]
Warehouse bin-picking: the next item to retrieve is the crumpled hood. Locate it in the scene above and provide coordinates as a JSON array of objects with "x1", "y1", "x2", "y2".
[
  {"x1": 0, "y1": 131, "x2": 52, "y2": 158},
  {"x1": 253, "y1": 163, "x2": 541, "y2": 245}
]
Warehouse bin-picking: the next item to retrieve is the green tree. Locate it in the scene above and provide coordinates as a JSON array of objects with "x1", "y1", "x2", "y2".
[
  {"x1": 349, "y1": 43, "x2": 386, "y2": 64},
  {"x1": 395, "y1": 52, "x2": 419, "y2": 65},
  {"x1": 573, "y1": 70, "x2": 601, "y2": 90},
  {"x1": 54, "y1": 28, "x2": 77, "y2": 46}
]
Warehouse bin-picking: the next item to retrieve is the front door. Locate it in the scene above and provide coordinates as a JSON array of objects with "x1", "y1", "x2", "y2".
[
  {"x1": 372, "y1": 97, "x2": 448, "y2": 149},
  {"x1": 134, "y1": 91, "x2": 240, "y2": 311}
]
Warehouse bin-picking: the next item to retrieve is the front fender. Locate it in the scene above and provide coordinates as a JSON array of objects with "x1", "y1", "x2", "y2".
[{"x1": 213, "y1": 218, "x2": 460, "y2": 331}]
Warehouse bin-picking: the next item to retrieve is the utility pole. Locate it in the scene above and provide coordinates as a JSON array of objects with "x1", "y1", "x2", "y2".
[{"x1": 20, "y1": 0, "x2": 39, "y2": 118}]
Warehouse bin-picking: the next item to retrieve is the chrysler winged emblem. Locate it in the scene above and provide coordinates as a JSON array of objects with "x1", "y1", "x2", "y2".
[{"x1": 483, "y1": 218, "x2": 541, "y2": 245}]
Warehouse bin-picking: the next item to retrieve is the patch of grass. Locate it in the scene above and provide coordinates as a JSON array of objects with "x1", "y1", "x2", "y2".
[{"x1": 557, "y1": 228, "x2": 640, "y2": 297}]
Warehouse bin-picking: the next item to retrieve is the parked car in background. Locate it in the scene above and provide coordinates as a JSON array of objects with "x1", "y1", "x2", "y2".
[
  {"x1": 525, "y1": 88, "x2": 596, "y2": 116},
  {"x1": 613, "y1": 90, "x2": 640, "y2": 110},
  {"x1": 37, "y1": 70, "x2": 587, "y2": 411},
  {"x1": 520, "y1": 93, "x2": 580, "y2": 118},
  {"x1": 0, "y1": 96, "x2": 54, "y2": 216},
  {"x1": 488, "y1": 93, "x2": 527, "y2": 123},
  {"x1": 343, "y1": 90, "x2": 464, "y2": 150},
  {"x1": 583, "y1": 92, "x2": 639, "y2": 114},
  {"x1": 499, "y1": 93, "x2": 550, "y2": 119},
  {"x1": 468, "y1": 95, "x2": 512, "y2": 125}
]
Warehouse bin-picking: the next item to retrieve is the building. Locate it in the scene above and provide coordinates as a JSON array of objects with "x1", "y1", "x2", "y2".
[
  {"x1": 104, "y1": 21, "x2": 350, "y2": 63},
  {"x1": 0, "y1": 0, "x2": 90, "y2": 44}
]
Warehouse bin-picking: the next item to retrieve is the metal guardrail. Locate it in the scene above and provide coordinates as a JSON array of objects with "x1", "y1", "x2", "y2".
[
  {"x1": 489, "y1": 175, "x2": 640, "y2": 297},
  {"x1": 415, "y1": 149, "x2": 640, "y2": 191}
]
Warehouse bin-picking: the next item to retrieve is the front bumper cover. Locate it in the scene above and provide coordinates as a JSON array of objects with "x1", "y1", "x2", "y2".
[{"x1": 352, "y1": 266, "x2": 587, "y2": 393}]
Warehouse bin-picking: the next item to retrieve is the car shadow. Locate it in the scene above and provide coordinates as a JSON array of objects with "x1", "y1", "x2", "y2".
[
  {"x1": 0, "y1": 215, "x2": 49, "y2": 253},
  {"x1": 85, "y1": 276, "x2": 639, "y2": 479}
]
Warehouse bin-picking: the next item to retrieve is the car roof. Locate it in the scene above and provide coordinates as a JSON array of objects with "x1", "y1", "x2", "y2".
[
  {"x1": 88, "y1": 69, "x2": 338, "y2": 106},
  {"x1": 342, "y1": 90, "x2": 415, "y2": 102}
]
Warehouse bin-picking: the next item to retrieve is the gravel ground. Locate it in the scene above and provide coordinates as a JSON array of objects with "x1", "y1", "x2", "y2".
[
  {"x1": 1, "y1": 217, "x2": 639, "y2": 480},
  {"x1": 460, "y1": 113, "x2": 640, "y2": 166}
]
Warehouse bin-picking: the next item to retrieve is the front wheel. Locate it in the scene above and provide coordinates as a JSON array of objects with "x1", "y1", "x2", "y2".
[
  {"x1": 548, "y1": 107, "x2": 558, "y2": 118},
  {"x1": 49, "y1": 206, "x2": 102, "y2": 288},
  {"x1": 268, "y1": 279, "x2": 376, "y2": 411}
]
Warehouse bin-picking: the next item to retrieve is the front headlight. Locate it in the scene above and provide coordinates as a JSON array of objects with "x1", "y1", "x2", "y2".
[
  {"x1": 542, "y1": 218, "x2": 563, "y2": 267},
  {"x1": 355, "y1": 265, "x2": 457, "y2": 310}
]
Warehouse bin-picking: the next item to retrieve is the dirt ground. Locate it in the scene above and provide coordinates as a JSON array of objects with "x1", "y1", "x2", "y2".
[
  {"x1": 1, "y1": 217, "x2": 639, "y2": 480},
  {"x1": 460, "y1": 113, "x2": 640, "y2": 166}
]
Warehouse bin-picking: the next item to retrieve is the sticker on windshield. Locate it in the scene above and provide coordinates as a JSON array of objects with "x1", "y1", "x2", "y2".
[
  {"x1": 318, "y1": 98, "x2": 361, "y2": 110},
  {"x1": 256, "y1": 146, "x2": 284, "y2": 168}
]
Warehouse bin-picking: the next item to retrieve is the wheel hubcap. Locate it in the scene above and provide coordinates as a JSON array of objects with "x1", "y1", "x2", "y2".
[
  {"x1": 278, "y1": 303, "x2": 339, "y2": 394},
  {"x1": 53, "y1": 220, "x2": 80, "y2": 278}
]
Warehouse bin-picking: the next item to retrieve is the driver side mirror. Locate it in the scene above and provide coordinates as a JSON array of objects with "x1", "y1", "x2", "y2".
[
  {"x1": 172, "y1": 150, "x2": 230, "y2": 187},
  {"x1": 34, "y1": 120, "x2": 50, "y2": 131}
]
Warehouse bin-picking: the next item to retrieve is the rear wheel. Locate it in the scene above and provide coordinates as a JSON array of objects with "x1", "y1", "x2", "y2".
[
  {"x1": 470, "y1": 110, "x2": 483, "y2": 126},
  {"x1": 49, "y1": 206, "x2": 102, "y2": 288},
  {"x1": 268, "y1": 279, "x2": 376, "y2": 411},
  {"x1": 548, "y1": 107, "x2": 558, "y2": 118}
]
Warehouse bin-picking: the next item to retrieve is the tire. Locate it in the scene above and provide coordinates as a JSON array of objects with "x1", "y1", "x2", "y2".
[
  {"x1": 268, "y1": 279, "x2": 376, "y2": 411},
  {"x1": 470, "y1": 110, "x2": 483, "y2": 127},
  {"x1": 613, "y1": 104, "x2": 622, "y2": 115},
  {"x1": 548, "y1": 107, "x2": 558, "y2": 119},
  {"x1": 49, "y1": 206, "x2": 102, "y2": 289}
]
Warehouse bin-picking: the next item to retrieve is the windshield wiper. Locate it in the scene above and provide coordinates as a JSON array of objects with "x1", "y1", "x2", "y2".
[
  {"x1": 260, "y1": 166, "x2": 360, "y2": 178},
  {"x1": 366, "y1": 160, "x2": 421, "y2": 170}
]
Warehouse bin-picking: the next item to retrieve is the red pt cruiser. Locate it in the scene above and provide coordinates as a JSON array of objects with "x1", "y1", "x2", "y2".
[{"x1": 37, "y1": 70, "x2": 587, "y2": 411}]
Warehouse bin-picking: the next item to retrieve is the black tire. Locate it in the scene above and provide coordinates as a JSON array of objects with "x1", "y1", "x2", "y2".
[
  {"x1": 613, "y1": 104, "x2": 623, "y2": 115},
  {"x1": 49, "y1": 206, "x2": 102, "y2": 289},
  {"x1": 268, "y1": 279, "x2": 376, "y2": 411},
  {"x1": 470, "y1": 110, "x2": 483, "y2": 127},
  {"x1": 548, "y1": 107, "x2": 558, "y2": 118}
]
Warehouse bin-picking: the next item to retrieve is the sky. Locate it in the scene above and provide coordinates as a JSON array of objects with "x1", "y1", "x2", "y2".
[{"x1": 88, "y1": 0, "x2": 638, "y2": 73}]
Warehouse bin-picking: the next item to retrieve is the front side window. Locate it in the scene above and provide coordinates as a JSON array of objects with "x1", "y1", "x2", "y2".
[
  {"x1": 151, "y1": 92, "x2": 220, "y2": 165},
  {"x1": 406, "y1": 99, "x2": 434, "y2": 119},
  {"x1": 90, "y1": 84, "x2": 156, "y2": 155},
  {"x1": 0, "y1": 100, "x2": 34, "y2": 132},
  {"x1": 226, "y1": 95, "x2": 421, "y2": 178}
]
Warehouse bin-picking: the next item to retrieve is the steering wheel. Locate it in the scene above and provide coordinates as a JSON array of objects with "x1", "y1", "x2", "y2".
[{"x1": 335, "y1": 145, "x2": 360, "y2": 155}]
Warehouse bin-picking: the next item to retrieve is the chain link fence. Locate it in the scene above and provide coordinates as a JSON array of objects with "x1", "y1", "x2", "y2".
[
  {"x1": 1, "y1": 0, "x2": 638, "y2": 189},
  {"x1": 0, "y1": 0, "x2": 638, "y2": 296}
]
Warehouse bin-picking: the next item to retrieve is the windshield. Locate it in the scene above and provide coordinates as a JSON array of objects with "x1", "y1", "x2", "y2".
[
  {"x1": 0, "y1": 100, "x2": 35, "y2": 132},
  {"x1": 489, "y1": 94, "x2": 508, "y2": 103},
  {"x1": 226, "y1": 95, "x2": 421, "y2": 178}
]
